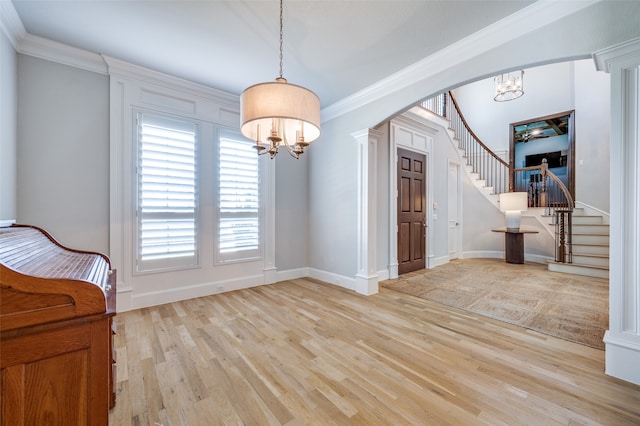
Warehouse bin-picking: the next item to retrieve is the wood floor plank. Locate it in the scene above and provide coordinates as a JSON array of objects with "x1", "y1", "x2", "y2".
[{"x1": 110, "y1": 275, "x2": 640, "y2": 425}]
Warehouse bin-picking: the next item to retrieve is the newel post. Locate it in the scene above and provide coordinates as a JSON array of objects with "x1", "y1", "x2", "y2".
[
  {"x1": 508, "y1": 164, "x2": 514, "y2": 192},
  {"x1": 540, "y1": 158, "x2": 548, "y2": 207}
]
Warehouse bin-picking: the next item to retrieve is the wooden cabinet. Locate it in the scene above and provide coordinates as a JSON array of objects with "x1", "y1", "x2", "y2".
[{"x1": 0, "y1": 225, "x2": 116, "y2": 425}]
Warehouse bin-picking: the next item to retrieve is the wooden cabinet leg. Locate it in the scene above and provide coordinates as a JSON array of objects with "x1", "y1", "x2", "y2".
[{"x1": 505, "y1": 233, "x2": 524, "y2": 264}]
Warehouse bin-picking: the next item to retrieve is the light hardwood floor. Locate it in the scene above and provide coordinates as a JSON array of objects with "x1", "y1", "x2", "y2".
[{"x1": 110, "y1": 277, "x2": 640, "y2": 425}]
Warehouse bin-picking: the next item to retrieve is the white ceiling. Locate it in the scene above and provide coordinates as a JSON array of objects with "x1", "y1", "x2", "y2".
[{"x1": 10, "y1": 0, "x2": 535, "y2": 108}]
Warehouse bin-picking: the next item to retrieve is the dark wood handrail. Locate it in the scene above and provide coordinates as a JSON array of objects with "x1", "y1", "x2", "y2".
[
  {"x1": 448, "y1": 92, "x2": 510, "y2": 168},
  {"x1": 545, "y1": 171, "x2": 575, "y2": 208}
]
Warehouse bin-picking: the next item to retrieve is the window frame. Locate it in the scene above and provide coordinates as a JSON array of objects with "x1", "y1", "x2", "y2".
[
  {"x1": 134, "y1": 109, "x2": 200, "y2": 274},
  {"x1": 214, "y1": 128, "x2": 264, "y2": 264}
]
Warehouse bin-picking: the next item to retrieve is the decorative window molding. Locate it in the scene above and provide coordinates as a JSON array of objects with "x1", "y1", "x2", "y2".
[{"x1": 107, "y1": 57, "x2": 274, "y2": 310}]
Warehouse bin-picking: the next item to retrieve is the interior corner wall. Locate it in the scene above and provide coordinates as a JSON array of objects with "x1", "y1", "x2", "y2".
[
  {"x1": 1, "y1": 29, "x2": 17, "y2": 222},
  {"x1": 16, "y1": 55, "x2": 109, "y2": 253},
  {"x1": 308, "y1": 114, "x2": 359, "y2": 280},
  {"x1": 574, "y1": 59, "x2": 610, "y2": 213}
]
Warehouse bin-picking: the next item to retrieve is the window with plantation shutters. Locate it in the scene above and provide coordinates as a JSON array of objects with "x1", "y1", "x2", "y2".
[
  {"x1": 136, "y1": 112, "x2": 198, "y2": 272},
  {"x1": 218, "y1": 132, "x2": 261, "y2": 262}
]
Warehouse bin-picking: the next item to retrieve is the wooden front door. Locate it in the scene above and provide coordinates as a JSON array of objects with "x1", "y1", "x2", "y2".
[{"x1": 397, "y1": 148, "x2": 426, "y2": 275}]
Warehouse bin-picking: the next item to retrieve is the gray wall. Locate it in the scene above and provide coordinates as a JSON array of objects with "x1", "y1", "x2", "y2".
[
  {"x1": 274, "y1": 152, "x2": 309, "y2": 271},
  {"x1": 17, "y1": 55, "x2": 109, "y2": 252},
  {"x1": 1, "y1": 29, "x2": 17, "y2": 222}
]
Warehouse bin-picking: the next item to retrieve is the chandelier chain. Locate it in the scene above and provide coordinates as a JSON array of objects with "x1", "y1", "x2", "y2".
[{"x1": 279, "y1": 0, "x2": 283, "y2": 79}]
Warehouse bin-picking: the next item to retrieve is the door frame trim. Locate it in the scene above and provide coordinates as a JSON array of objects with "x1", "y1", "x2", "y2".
[
  {"x1": 448, "y1": 160, "x2": 463, "y2": 260},
  {"x1": 389, "y1": 116, "x2": 435, "y2": 278}
]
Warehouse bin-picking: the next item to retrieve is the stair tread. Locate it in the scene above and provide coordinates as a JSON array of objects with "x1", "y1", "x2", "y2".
[
  {"x1": 547, "y1": 260, "x2": 609, "y2": 270},
  {"x1": 542, "y1": 214, "x2": 601, "y2": 218},
  {"x1": 571, "y1": 252, "x2": 609, "y2": 259}
]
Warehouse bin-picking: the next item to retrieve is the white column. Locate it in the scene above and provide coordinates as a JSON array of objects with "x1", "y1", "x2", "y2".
[
  {"x1": 353, "y1": 129, "x2": 381, "y2": 295},
  {"x1": 262, "y1": 158, "x2": 277, "y2": 284},
  {"x1": 595, "y1": 37, "x2": 640, "y2": 386}
]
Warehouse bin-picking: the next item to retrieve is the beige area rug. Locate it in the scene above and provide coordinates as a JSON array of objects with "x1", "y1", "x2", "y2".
[{"x1": 381, "y1": 258, "x2": 609, "y2": 349}]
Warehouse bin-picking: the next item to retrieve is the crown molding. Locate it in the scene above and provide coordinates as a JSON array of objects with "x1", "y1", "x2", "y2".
[
  {"x1": 321, "y1": 0, "x2": 599, "y2": 122},
  {"x1": 1, "y1": 2, "x2": 107, "y2": 74},
  {"x1": 593, "y1": 36, "x2": 640, "y2": 73},
  {"x1": 18, "y1": 33, "x2": 107, "y2": 75},
  {"x1": 0, "y1": 0, "x2": 26, "y2": 48}
]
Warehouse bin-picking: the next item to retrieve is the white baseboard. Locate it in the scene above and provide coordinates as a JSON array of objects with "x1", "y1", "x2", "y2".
[
  {"x1": 263, "y1": 266, "x2": 278, "y2": 284},
  {"x1": 462, "y1": 251, "x2": 503, "y2": 259},
  {"x1": 525, "y1": 254, "x2": 553, "y2": 264},
  {"x1": 604, "y1": 331, "x2": 640, "y2": 386},
  {"x1": 308, "y1": 268, "x2": 356, "y2": 292},
  {"x1": 377, "y1": 269, "x2": 390, "y2": 281},
  {"x1": 115, "y1": 285, "x2": 133, "y2": 312},
  {"x1": 461, "y1": 251, "x2": 549, "y2": 265},
  {"x1": 276, "y1": 267, "x2": 309, "y2": 282},
  {"x1": 355, "y1": 273, "x2": 379, "y2": 295},
  {"x1": 126, "y1": 274, "x2": 264, "y2": 311},
  {"x1": 428, "y1": 255, "x2": 450, "y2": 268},
  {"x1": 117, "y1": 267, "x2": 359, "y2": 312}
]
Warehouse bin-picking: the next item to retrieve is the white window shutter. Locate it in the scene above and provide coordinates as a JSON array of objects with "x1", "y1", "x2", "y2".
[
  {"x1": 218, "y1": 136, "x2": 261, "y2": 260},
  {"x1": 137, "y1": 112, "x2": 198, "y2": 272}
]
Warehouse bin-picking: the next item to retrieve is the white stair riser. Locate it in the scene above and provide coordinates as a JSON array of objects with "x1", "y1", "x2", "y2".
[
  {"x1": 572, "y1": 234, "x2": 610, "y2": 245},
  {"x1": 572, "y1": 224, "x2": 610, "y2": 234},
  {"x1": 573, "y1": 244, "x2": 610, "y2": 256},
  {"x1": 571, "y1": 254, "x2": 610, "y2": 268},
  {"x1": 548, "y1": 262, "x2": 609, "y2": 279},
  {"x1": 571, "y1": 216, "x2": 604, "y2": 225}
]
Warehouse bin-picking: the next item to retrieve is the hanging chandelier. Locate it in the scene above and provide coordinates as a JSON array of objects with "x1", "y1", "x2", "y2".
[
  {"x1": 493, "y1": 70, "x2": 524, "y2": 102},
  {"x1": 240, "y1": 0, "x2": 321, "y2": 159}
]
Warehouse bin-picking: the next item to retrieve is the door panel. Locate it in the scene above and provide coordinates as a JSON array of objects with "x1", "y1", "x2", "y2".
[{"x1": 398, "y1": 148, "x2": 427, "y2": 275}]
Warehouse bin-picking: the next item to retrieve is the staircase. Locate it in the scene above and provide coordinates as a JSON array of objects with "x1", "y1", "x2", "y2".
[
  {"x1": 547, "y1": 207, "x2": 610, "y2": 279},
  {"x1": 419, "y1": 92, "x2": 610, "y2": 280}
]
